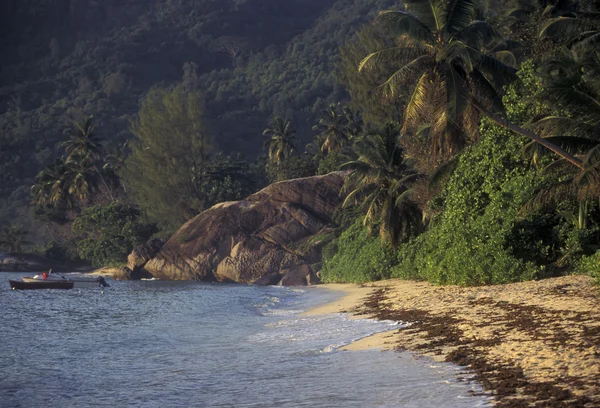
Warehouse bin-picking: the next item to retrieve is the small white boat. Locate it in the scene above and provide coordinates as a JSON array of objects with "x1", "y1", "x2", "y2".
[{"x1": 17, "y1": 271, "x2": 110, "y2": 289}]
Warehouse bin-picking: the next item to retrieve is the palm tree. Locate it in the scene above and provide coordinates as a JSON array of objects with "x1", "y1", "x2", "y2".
[
  {"x1": 523, "y1": 51, "x2": 600, "y2": 164},
  {"x1": 31, "y1": 157, "x2": 72, "y2": 208},
  {"x1": 263, "y1": 117, "x2": 296, "y2": 164},
  {"x1": 343, "y1": 106, "x2": 364, "y2": 139},
  {"x1": 521, "y1": 48, "x2": 600, "y2": 231},
  {"x1": 65, "y1": 153, "x2": 98, "y2": 203},
  {"x1": 62, "y1": 116, "x2": 114, "y2": 200},
  {"x1": 103, "y1": 142, "x2": 129, "y2": 193},
  {"x1": 313, "y1": 104, "x2": 362, "y2": 154},
  {"x1": 62, "y1": 116, "x2": 103, "y2": 161},
  {"x1": 359, "y1": 0, "x2": 586, "y2": 168},
  {"x1": 31, "y1": 154, "x2": 98, "y2": 209},
  {"x1": 342, "y1": 123, "x2": 424, "y2": 248}
]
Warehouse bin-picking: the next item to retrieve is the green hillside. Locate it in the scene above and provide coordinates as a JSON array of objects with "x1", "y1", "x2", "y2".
[{"x1": 0, "y1": 0, "x2": 395, "y2": 236}]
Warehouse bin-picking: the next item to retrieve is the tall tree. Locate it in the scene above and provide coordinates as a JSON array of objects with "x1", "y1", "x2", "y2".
[
  {"x1": 61, "y1": 117, "x2": 103, "y2": 161},
  {"x1": 263, "y1": 117, "x2": 296, "y2": 165},
  {"x1": 359, "y1": 0, "x2": 586, "y2": 168},
  {"x1": 312, "y1": 104, "x2": 364, "y2": 154},
  {"x1": 61, "y1": 116, "x2": 114, "y2": 200},
  {"x1": 122, "y1": 86, "x2": 213, "y2": 232},
  {"x1": 31, "y1": 157, "x2": 72, "y2": 208},
  {"x1": 342, "y1": 123, "x2": 424, "y2": 248}
]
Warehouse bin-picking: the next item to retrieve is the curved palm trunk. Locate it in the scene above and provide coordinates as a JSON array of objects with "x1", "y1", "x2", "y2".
[
  {"x1": 95, "y1": 166, "x2": 115, "y2": 201},
  {"x1": 473, "y1": 102, "x2": 585, "y2": 170}
]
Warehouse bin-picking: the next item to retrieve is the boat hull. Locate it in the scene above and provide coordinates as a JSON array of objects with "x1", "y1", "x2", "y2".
[
  {"x1": 10, "y1": 279, "x2": 74, "y2": 290},
  {"x1": 21, "y1": 276, "x2": 109, "y2": 288}
]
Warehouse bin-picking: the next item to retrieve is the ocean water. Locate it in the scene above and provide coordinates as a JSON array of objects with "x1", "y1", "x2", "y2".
[{"x1": 0, "y1": 273, "x2": 491, "y2": 407}]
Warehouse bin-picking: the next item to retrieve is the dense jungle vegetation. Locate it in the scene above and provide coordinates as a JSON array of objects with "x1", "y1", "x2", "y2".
[{"x1": 2, "y1": 0, "x2": 600, "y2": 285}]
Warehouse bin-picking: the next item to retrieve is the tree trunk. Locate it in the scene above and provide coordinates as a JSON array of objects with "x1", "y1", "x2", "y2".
[
  {"x1": 95, "y1": 166, "x2": 115, "y2": 201},
  {"x1": 473, "y1": 102, "x2": 585, "y2": 170}
]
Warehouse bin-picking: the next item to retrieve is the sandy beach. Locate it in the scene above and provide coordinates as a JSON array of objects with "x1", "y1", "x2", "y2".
[{"x1": 310, "y1": 276, "x2": 600, "y2": 407}]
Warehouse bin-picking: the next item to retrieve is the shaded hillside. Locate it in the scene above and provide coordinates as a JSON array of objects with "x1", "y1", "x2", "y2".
[{"x1": 0, "y1": 0, "x2": 395, "y2": 231}]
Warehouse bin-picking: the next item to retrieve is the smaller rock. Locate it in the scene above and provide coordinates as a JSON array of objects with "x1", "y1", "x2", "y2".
[
  {"x1": 113, "y1": 266, "x2": 153, "y2": 281},
  {"x1": 278, "y1": 264, "x2": 321, "y2": 286},
  {"x1": 252, "y1": 272, "x2": 283, "y2": 286},
  {"x1": 127, "y1": 238, "x2": 164, "y2": 270}
]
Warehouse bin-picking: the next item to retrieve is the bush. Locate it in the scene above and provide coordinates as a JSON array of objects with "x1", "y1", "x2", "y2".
[
  {"x1": 575, "y1": 252, "x2": 600, "y2": 284},
  {"x1": 320, "y1": 219, "x2": 397, "y2": 283},
  {"x1": 72, "y1": 203, "x2": 157, "y2": 266},
  {"x1": 392, "y1": 62, "x2": 548, "y2": 285}
]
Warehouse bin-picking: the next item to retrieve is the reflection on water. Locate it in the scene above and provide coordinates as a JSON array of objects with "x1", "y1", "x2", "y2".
[{"x1": 0, "y1": 272, "x2": 491, "y2": 407}]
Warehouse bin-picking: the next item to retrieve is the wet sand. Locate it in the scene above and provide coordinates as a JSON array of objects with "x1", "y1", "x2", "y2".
[{"x1": 312, "y1": 276, "x2": 600, "y2": 407}]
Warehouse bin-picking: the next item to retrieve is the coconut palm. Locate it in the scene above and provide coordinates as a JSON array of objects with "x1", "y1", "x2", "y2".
[
  {"x1": 61, "y1": 116, "x2": 115, "y2": 200},
  {"x1": 313, "y1": 104, "x2": 350, "y2": 154},
  {"x1": 359, "y1": 0, "x2": 586, "y2": 168},
  {"x1": 62, "y1": 116, "x2": 104, "y2": 161},
  {"x1": 523, "y1": 51, "x2": 600, "y2": 164},
  {"x1": 520, "y1": 145, "x2": 600, "y2": 265},
  {"x1": 31, "y1": 153, "x2": 98, "y2": 208},
  {"x1": 313, "y1": 104, "x2": 364, "y2": 154},
  {"x1": 65, "y1": 153, "x2": 98, "y2": 203},
  {"x1": 103, "y1": 142, "x2": 129, "y2": 193},
  {"x1": 31, "y1": 157, "x2": 72, "y2": 207},
  {"x1": 343, "y1": 106, "x2": 364, "y2": 140},
  {"x1": 263, "y1": 117, "x2": 296, "y2": 164},
  {"x1": 521, "y1": 48, "x2": 600, "y2": 229},
  {"x1": 342, "y1": 123, "x2": 424, "y2": 248}
]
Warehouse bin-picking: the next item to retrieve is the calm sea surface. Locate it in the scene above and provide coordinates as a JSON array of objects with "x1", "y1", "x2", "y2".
[{"x1": 0, "y1": 272, "x2": 491, "y2": 407}]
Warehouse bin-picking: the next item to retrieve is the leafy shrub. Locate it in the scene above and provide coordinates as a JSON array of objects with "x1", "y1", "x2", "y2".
[
  {"x1": 392, "y1": 62, "x2": 547, "y2": 285},
  {"x1": 321, "y1": 219, "x2": 397, "y2": 283},
  {"x1": 72, "y1": 203, "x2": 157, "y2": 266},
  {"x1": 575, "y1": 252, "x2": 600, "y2": 284}
]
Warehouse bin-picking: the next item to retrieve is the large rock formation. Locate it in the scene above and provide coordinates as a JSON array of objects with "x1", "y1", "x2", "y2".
[{"x1": 143, "y1": 172, "x2": 345, "y2": 285}]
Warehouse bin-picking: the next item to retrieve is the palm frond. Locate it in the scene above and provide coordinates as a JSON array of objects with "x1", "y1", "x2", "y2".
[
  {"x1": 540, "y1": 17, "x2": 600, "y2": 40},
  {"x1": 520, "y1": 179, "x2": 574, "y2": 216},
  {"x1": 380, "y1": 55, "x2": 433, "y2": 97},
  {"x1": 522, "y1": 136, "x2": 599, "y2": 165},
  {"x1": 404, "y1": 0, "x2": 445, "y2": 31},
  {"x1": 444, "y1": 63, "x2": 470, "y2": 123},
  {"x1": 445, "y1": 0, "x2": 478, "y2": 34},
  {"x1": 493, "y1": 50, "x2": 517, "y2": 68},
  {"x1": 453, "y1": 20, "x2": 496, "y2": 48},
  {"x1": 428, "y1": 158, "x2": 459, "y2": 190},
  {"x1": 530, "y1": 115, "x2": 596, "y2": 138},
  {"x1": 474, "y1": 53, "x2": 518, "y2": 91},
  {"x1": 375, "y1": 10, "x2": 436, "y2": 44},
  {"x1": 404, "y1": 72, "x2": 432, "y2": 130},
  {"x1": 490, "y1": 40, "x2": 522, "y2": 52},
  {"x1": 541, "y1": 84, "x2": 600, "y2": 124},
  {"x1": 582, "y1": 143, "x2": 600, "y2": 165},
  {"x1": 570, "y1": 30, "x2": 600, "y2": 52},
  {"x1": 469, "y1": 67, "x2": 507, "y2": 114}
]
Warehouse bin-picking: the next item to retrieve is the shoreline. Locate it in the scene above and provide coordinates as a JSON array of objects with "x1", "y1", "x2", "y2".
[{"x1": 311, "y1": 275, "x2": 600, "y2": 407}]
